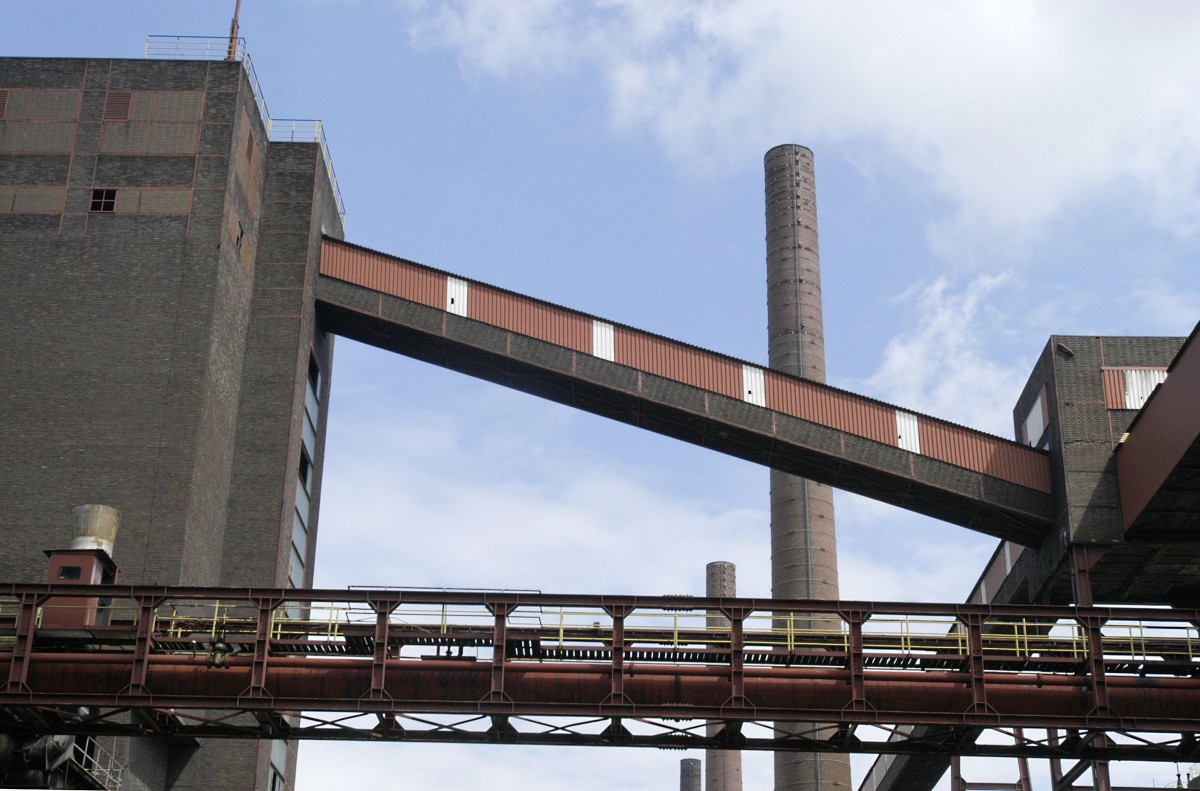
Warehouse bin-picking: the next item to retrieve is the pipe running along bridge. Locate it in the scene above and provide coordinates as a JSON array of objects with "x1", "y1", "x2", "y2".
[{"x1": 2, "y1": 585, "x2": 1199, "y2": 764}]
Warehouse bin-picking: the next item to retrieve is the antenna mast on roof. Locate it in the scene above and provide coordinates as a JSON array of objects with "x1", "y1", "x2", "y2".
[{"x1": 227, "y1": 0, "x2": 243, "y2": 61}]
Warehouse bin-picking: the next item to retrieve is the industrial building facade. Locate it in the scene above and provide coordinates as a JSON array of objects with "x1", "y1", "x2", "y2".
[
  {"x1": 2, "y1": 47, "x2": 1198, "y2": 791},
  {"x1": 0, "y1": 53, "x2": 341, "y2": 789}
]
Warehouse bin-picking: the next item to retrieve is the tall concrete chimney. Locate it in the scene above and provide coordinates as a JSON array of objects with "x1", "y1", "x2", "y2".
[
  {"x1": 764, "y1": 145, "x2": 850, "y2": 791},
  {"x1": 681, "y1": 758, "x2": 702, "y2": 791},
  {"x1": 705, "y1": 561, "x2": 743, "y2": 791}
]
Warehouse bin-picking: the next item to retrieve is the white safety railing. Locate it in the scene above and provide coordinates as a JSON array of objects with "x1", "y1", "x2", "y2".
[
  {"x1": 70, "y1": 735, "x2": 124, "y2": 791},
  {"x1": 144, "y1": 36, "x2": 345, "y2": 223}
]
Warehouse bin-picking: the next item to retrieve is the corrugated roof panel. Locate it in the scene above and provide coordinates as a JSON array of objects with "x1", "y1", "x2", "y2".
[
  {"x1": 471, "y1": 284, "x2": 590, "y2": 353},
  {"x1": 1124, "y1": 369, "x2": 1168, "y2": 410},
  {"x1": 742, "y1": 365, "x2": 766, "y2": 407},
  {"x1": 763, "y1": 371, "x2": 894, "y2": 444},
  {"x1": 319, "y1": 241, "x2": 442, "y2": 309},
  {"x1": 446, "y1": 277, "x2": 468, "y2": 317},
  {"x1": 592, "y1": 321, "x2": 615, "y2": 362},
  {"x1": 1101, "y1": 369, "x2": 1125, "y2": 410},
  {"x1": 918, "y1": 418, "x2": 1051, "y2": 493},
  {"x1": 896, "y1": 410, "x2": 920, "y2": 453},
  {"x1": 614, "y1": 328, "x2": 741, "y2": 400}
]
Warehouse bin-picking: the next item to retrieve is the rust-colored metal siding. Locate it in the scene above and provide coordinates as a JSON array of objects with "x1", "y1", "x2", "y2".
[
  {"x1": 1102, "y1": 367, "x2": 1169, "y2": 410},
  {"x1": 1116, "y1": 335, "x2": 1200, "y2": 529},
  {"x1": 320, "y1": 240, "x2": 442, "y2": 310},
  {"x1": 614, "y1": 328, "x2": 741, "y2": 399},
  {"x1": 1102, "y1": 369, "x2": 1125, "y2": 409},
  {"x1": 318, "y1": 238, "x2": 1051, "y2": 495},
  {"x1": 471, "y1": 284, "x2": 590, "y2": 354},
  {"x1": 764, "y1": 371, "x2": 894, "y2": 444},
  {"x1": 918, "y1": 419, "x2": 1051, "y2": 493}
]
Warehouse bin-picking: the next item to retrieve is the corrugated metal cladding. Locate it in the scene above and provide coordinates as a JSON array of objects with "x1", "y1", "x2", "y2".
[
  {"x1": 742, "y1": 365, "x2": 766, "y2": 407},
  {"x1": 1125, "y1": 369, "x2": 1167, "y2": 409},
  {"x1": 320, "y1": 241, "x2": 443, "y2": 309},
  {"x1": 472, "y1": 284, "x2": 591, "y2": 353},
  {"x1": 615, "y1": 327, "x2": 741, "y2": 399},
  {"x1": 446, "y1": 277, "x2": 468, "y2": 317},
  {"x1": 592, "y1": 321, "x2": 615, "y2": 362},
  {"x1": 318, "y1": 239, "x2": 1052, "y2": 492},
  {"x1": 895, "y1": 410, "x2": 921, "y2": 453},
  {"x1": 1102, "y1": 368, "x2": 1169, "y2": 409},
  {"x1": 764, "y1": 371, "x2": 894, "y2": 443},
  {"x1": 918, "y1": 418, "x2": 1051, "y2": 492}
]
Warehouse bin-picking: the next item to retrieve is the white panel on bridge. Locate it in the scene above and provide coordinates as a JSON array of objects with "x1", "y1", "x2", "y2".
[
  {"x1": 742, "y1": 365, "x2": 766, "y2": 407},
  {"x1": 896, "y1": 410, "x2": 921, "y2": 453},
  {"x1": 446, "y1": 277, "x2": 468, "y2": 317},
  {"x1": 592, "y1": 320, "x2": 615, "y2": 361}
]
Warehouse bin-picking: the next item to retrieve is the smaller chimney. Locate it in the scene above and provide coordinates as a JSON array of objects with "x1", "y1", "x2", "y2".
[
  {"x1": 42, "y1": 505, "x2": 121, "y2": 628},
  {"x1": 680, "y1": 758, "x2": 701, "y2": 791},
  {"x1": 70, "y1": 504, "x2": 120, "y2": 557}
]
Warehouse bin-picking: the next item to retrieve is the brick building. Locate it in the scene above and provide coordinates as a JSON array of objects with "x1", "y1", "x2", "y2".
[{"x1": 0, "y1": 51, "x2": 341, "y2": 790}]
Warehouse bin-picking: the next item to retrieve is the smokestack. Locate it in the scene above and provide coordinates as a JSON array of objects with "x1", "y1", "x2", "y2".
[
  {"x1": 764, "y1": 145, "x2": 850, "y2": 791},
  {"x1": 69, "y1": 504, "x2": 120, "y2": 558},
  {"x1": 681, "y1": 758, "x2": 702, "y2": 791},
  {"x1": 705, "y1": 562, "x2": 743, "y2": 791}
]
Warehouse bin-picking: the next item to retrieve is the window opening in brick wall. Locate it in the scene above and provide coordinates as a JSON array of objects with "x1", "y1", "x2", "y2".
[
  {"x1": 308, "y1": 354, "x2": 321, "y2": 397},
  {"x1": 246, "y1": 128, "x2": 255, "y2": 162},
  {"x1": 298, "y1": 449, "x2": 312, "y2": 495},
  {"x1": 0, "y1": 89, "x2": 8, "y2": 120},
  {"x1": 235, "y1": 221, "x2": 244, "y2": 249},
  {"x1": 89, "y1": 188, "x2": 116, "y2": 212},
  {"x1": 102, "y1": 91, "x2": 132, "y2": 121}
]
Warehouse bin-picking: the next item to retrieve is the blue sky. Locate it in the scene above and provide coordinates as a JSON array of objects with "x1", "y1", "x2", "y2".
[{"x1": 11, "y1": 2, "x2": 1200, "y2": 789}]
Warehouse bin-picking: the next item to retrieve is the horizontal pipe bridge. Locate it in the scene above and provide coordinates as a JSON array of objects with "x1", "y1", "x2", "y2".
[{"x1": 2, "y1": 584, "x2": 1199, "y2": 756}]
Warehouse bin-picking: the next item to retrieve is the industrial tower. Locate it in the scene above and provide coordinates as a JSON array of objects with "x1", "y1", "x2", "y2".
[
  {"x1": 0, "y1": 49, "x2": 341, "y2": 789},
  {"x1": 2, "y1": 42, "x2": 1198, "y2": 791}
]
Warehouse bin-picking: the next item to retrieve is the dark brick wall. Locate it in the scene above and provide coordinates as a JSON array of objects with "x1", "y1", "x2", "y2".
[
  {"x1": 0, "y1": 56, "x2": 340, "y2": 791},
  {"x1": 1007, "y1": 335, "x2": 1185, "y2": 602},
  {"x1": 0, "y1": 58, "x2": 254, "y2": 586}
]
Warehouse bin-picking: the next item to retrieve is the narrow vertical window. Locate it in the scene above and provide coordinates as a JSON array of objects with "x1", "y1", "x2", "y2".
[
  {"x1": 307, "y1": 355, "x2": 321, "y2": 399},
  {"x1": 89, "y1": 188, "x2": 116, "y2": 213},
  {"x1": 102, "y1": 90, "x2": 132, "y2": 121},
  {"x1": 246, "y1": 128, "x2": 255, "y2": 162}
]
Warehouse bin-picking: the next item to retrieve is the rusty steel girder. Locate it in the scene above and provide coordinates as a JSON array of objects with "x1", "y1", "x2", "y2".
[{"x1": 0, "y1": 584, "x2": 1198, "y2": 759}]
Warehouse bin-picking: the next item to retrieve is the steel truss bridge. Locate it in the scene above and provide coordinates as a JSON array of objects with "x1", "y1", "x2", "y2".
[{"x1": 2, "y1": 585, "x2": 1199, "y2": 765}]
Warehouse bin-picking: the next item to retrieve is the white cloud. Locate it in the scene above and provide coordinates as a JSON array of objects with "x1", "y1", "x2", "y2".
[
  {"x1": 402, "y1": 0, "x2": 1200, "y2": 250},
  {"x1": 1127, "y1": 277, "x2": 1200, "y2": 336},
  {"x1": 851, "y1": 273, "x2": 1028, "y2": 435}
]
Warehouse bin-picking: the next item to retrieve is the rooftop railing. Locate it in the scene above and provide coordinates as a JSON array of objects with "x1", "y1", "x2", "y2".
[{"x1": 144, "y1": 35, "x2": 345, "y2": 223}]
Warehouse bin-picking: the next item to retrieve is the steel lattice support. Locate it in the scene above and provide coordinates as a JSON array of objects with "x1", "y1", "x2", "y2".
[{"x1": 0, "y1": 584, "x2": 1197, "y2": 761}]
